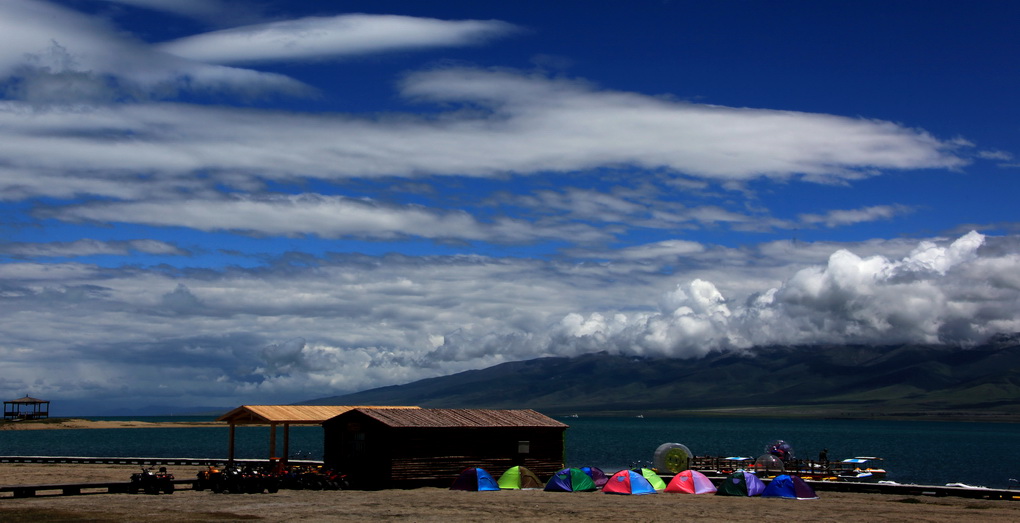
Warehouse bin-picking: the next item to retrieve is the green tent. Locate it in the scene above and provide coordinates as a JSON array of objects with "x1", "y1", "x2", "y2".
[
  {"x1": 634, "y1": 468, "x2": 667, "y2": 491},
  {"x1": 544, "y1": 467, "x2": 597, "y2": 492},
  {"x1": 497, "y1": 465, "x2": 543, "y2": 490}
]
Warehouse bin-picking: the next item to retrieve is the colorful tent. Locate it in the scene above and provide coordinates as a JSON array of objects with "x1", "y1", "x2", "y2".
[
  {"x1": 581, "y1": 466, "x2": 609, "y2": 488},
  {"x1": 544, "y1": 468, "x2": 597, "y2": 492},
  {"x1": 633, "y1": 468, "x2": 667, "y2": 491},
  {"x1": 716, "y1": 470, "x2": 766, "y2": 497},
  {"x1": 761, "y1": 475, "x2": 818, "y2": 499},
  {"x1": 450, "y1": 467, "x2": 500, "y2": 491},
  {"x1": 665, "y1": 469, "x2": 717, "y2": 494},
  {"x1": 602, "y1": 469, "x2": 658, "y2": 495},
  {"x1": 497, "y1": 465, "x2": 543, "y2": 490}
]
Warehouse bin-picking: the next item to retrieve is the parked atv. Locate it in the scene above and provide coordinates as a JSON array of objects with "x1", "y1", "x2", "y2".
[
  {"x1": 129, "y1": 466, "x2": 174, "y2": 494},
  {"x1": 194, "y1": 466, "x2": 225, "y2": 492}
]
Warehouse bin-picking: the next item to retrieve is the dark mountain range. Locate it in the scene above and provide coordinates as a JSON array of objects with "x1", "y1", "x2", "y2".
[{"x1": 305, "y1": 334, "x2": 1020, "y2": 421}]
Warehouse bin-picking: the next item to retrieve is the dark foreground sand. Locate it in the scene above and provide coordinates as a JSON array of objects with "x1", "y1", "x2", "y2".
[{"x1": 3, "y1": 464, "x2": 1020, "y2": 522}]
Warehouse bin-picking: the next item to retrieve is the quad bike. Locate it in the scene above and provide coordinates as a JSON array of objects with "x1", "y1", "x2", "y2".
[
  {"x1": 199, "y1": 465, "x2": 280, "y2": 494},
  {"x1": 194, "y1": 466, "x2": 225, "y2": 492},
  {"x1": 128, "y1": 466, "x2": 174, "y2": 495}
]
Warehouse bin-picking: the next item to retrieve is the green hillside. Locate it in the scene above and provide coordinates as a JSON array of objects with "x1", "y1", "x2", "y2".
[{"x1": 305, "y1": 335, "x2": 1020, "y2": 421}]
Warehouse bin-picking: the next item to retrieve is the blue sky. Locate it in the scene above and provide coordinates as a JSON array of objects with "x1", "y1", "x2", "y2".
[{"x1": 1, "y1": 0, "x2": 1018, "y2": 415}]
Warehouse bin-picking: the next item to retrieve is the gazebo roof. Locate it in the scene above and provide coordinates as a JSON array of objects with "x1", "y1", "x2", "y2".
[
  {"x1": 6, "y1": 395, "x2": 47, "y2": 403},
  {"x1": 217, "y1": 404, "x2": 418, "y2": 425}
]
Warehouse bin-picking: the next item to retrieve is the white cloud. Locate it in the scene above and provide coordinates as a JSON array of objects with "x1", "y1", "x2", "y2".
[
  {"x1": 96, "y1": 0, "x2": 243, "y2": 22},
  {"x1": 48, "y1": 194, "x2": 609, "y2": 243},
  {"x1": 158, "y1": 14, "x2": 518, "y2": 64},
  {"x1": 608, "y1": 240, "x2": 706, "y2": 260},
  {"x1": 0, "y1": 0, "x2": 310, "y2": 102},
  {"x1": 0, "y1": 238, "x2": 186, "y2": 258},
  {"x1": 400, "y1": 68, "x2": 967, "y2": 180},
  {"x1": 0, "y1": 68, "x2": 967, "y2": 206},
  {"x1": 799, "y1": 204, "x2": 913, "y2": 228},
  {"x1": 2, "y1": 231, "x2": 1017, "y2": 412}
]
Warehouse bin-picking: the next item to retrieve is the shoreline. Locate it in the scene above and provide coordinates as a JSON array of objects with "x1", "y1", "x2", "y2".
[
  {"x1": 0, "y1": 419, "x2": 224, "y2": 431},
  {"x1": 2, "y1": 463, "x2": 1020, "y2": 522}
]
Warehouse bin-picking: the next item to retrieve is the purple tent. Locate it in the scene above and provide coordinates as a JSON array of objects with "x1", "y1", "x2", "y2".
[{"x1": 581, "y1": 466, "x2": 609, "y2": 488}]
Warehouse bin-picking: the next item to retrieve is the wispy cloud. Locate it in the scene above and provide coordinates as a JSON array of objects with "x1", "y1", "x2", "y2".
[
  {"x1": 0, "y1": 238, "x2": 186, "y2": 258},
  {"x1": 47, "y1": 194, "x2": 610, "y2": 243},
  {"x1": 158, "y1": 15, "x2": 519, "y2": 64},
  {"x1": 799, "y1": 204, "x2": 914, "y2": 228},
  {"x1": 0, "y1": 0, "x2": 310, "y2": 102},
  {"x1": 0, "y1": 68, "x2": 967, "y2": 206},
  {"x1": 95, "y1": 0, "x2": 244, "y2": 22}
]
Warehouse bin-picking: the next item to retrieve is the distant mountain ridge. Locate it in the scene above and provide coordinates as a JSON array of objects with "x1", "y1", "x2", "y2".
[{"x1": 305, "y1": 335, "x2": 1020, "y2": 421}]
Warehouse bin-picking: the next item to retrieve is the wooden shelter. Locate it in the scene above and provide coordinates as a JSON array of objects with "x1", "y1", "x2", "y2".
[
  {"x1": 322, "y1": 408, "x2": 568, "y2": 489},
  {"x1": 4, "y1": 395, "x2": 49, "y2": 420},
  {"x1": 216, "y1": 405, "x2": 417, "y2": 465}
]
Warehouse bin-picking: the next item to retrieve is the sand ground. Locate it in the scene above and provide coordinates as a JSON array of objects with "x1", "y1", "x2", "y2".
[
  {"x1": 0, "y1": 419, "x2": 222, "y2": 430},
  {"x1": 2, "y1": 463, "x2": 1020, "y2": 522}
]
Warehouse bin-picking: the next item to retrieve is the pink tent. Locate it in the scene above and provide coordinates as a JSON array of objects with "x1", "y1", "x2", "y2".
[{"x1": 665, "y1": 469, "x2": 717, "y2": 494}]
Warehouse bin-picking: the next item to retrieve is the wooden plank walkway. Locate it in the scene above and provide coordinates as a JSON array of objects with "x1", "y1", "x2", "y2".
[{"x1": 1, "y1": 481, "x2": 155, "y2": 498}]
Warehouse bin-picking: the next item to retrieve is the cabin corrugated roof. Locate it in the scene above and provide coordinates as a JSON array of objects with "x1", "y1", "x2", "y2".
[
  {"x1": 348, "y1": 408, "x2": 568, "y2": 428},
  {"x1": 217, "y1": 405, "x2": 419, "y2": 424}
]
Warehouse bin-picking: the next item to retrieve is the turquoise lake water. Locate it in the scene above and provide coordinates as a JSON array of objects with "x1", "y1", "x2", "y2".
[{"x1": 2, "y1": 416, "x2": 1017, "y2": 488}]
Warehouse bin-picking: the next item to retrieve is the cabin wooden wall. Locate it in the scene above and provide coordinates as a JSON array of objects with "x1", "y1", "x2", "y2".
[{"x1": 323, "y1": 414, "x2": 565, "y2": 488}]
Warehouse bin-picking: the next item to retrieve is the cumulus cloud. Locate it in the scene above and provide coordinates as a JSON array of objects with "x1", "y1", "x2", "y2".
[
  {"x1": 0, "y1": 231, "x2": 1017, "y2": 411},
  {"x1": 158, "y1": 14, "x2": 518, "y2": 64},
  {"x1": 439, "y1": 231, "x2": 1012, "y2": 363}
]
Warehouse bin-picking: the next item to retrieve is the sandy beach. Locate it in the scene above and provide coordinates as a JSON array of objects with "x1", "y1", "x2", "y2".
[
  {"x1": 0, "y1": 419, "x2": 223, "y2": 430},
  {"x1": 4, "y1": 420, "x2": 1020, "y2": 521},
  {"x1": 1, "y1": 463, "x2": 1019, "y2": 522}
]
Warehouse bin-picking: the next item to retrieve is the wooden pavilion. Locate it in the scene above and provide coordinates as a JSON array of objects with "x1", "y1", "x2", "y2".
[
  {"x1": 3, "y1": 395, "x2": 50, "y2": 420},
  {"x1": 216, "y1": 405, "x2": 418, "y2": 465}
]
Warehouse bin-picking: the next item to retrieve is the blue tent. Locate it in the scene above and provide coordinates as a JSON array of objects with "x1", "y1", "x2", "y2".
[
  {"x1": 450, "y1": 467, "x2": 500, "y2": 491},
  {"x1": 602, "y1": 469, "x2": 657, "y2": 495},
  {"x1": 761, "y1": 474, "x2": 818, "y2": 499}
]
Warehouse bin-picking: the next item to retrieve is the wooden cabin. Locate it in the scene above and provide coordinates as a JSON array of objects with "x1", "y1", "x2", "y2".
[{"x1": 322, "y1": 408, "x2": 568, "y2": 489}]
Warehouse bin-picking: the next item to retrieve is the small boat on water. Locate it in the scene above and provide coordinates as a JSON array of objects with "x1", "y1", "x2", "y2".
[
  {"x1": 685, "y1": 456, "x2": 887, "y2": 482},
  {"x1": 652, "y1": 442, "x2": 887, "y2": 483}
]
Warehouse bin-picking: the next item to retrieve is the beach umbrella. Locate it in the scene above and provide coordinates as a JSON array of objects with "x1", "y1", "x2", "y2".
[
  {"x1": 665, "y1": 469, "x2": 717, "y2": 494},
  {"x1": 602, "y1": 469, "x2": 657, "y2": 495},
  {"x1": 716, "y1": 470, "x2": 765, "y2": 496},
  {"x1": 496, "y1": 465, "x2": 543, "y2": 490},
  {"x1": 544, "y1": 468, "x2": 597, "y2": 492},
  {"x1": 450, "y1": 467, "x2": 500, "y2": 491}
]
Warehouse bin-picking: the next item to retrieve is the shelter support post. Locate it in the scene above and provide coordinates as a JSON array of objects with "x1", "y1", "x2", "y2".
[
  {"x1": 269, "y1": 423, "x2": 277, "y2": 460},
  {"x1": 283, "y1": 423, "x2": 290, "y2": 466}
]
